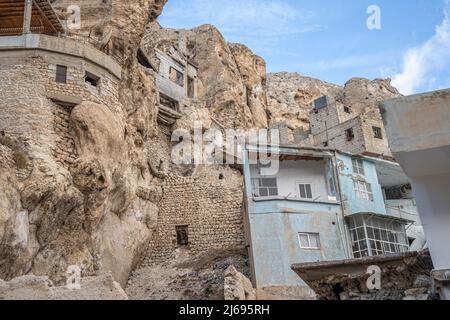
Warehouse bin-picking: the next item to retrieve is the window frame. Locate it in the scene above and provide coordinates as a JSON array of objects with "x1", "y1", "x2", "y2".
[
  {"x1": 85, "y1": 71, "x2": 100, "y2": 88},
  {"x1": 252, "y1": 177, "x2": 279, "y2": 198},
  {"x1": 352, "y1": 158, "x2": 365, "y2": 176},
  {"x1": 176, "y1": 225, "x2": 189, "y2": 246},
  {"x1": 169, "y1": 66, "x2": 184, "y2": 87},
  {"x1": 372, "y1": 126, "x2": 383, "y2": 139},
  {"x1": 297, "y1": 183, "x2": 313, "y2": 200},
  {"x1": 346, "y1": 128, "x2": 355, "y2": 141},
  {"x1": 348, "y1": 216, "x2": 408, "y2": 258},
  {"x1": 298, "y1": 233, "x2": 321, "y2": 250},
  {"x1": 55, "y1": 65, "x2": 67, "y2": 84},
  {"x1": 354, "y1": 180, "x2": 374, "y2": 202}
]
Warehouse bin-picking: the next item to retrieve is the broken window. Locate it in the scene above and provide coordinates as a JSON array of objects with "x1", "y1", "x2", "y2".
[
  {"x1": 55, "y1": 65, "x2": 67, "y2": 84},
  {"x1": 176, "y1": 225, "x2": 189, "y2": 246},
  {"x1": 252, "y1": 178, "x2": 278, "y2": 198},
  {"x1": 354, "y1": 181, "x2": 374, "y2": 202},
  {"x1": 352, "y1": 158, "x2": 365, "y2": 176},
  {"x1": 372, "y1": 126, "x2": 383, "y2": 139},
  {"x1": 137, "y1": 48, "x2": 153, "y2": 69},
  {"x1": 298, "y1": 233, "x2": 321, "y2": 249},
  {"x1": 159, "y1": 93, "x2": 179, "y2": 111},
  {"x1": 85, "y1": 71, "x2": 100, "y2": 87},
  {"x1": 344, "y1": 106, "x2": 352, "y2": 114},
  {"x1": 348, "y1": 216, "x2": 408, "y2": 258},
  {"x1": 298, "y1": 183, "x2": 313, "y2": 199},
  {"x1": 169, "y1": 67, "x2": 184, "y2": 87},
  {"x1": 345, "y1": 128, "x2": 355, "y2": 141},
  {"x1": 187, "y1": 76, "x2": 195, "y2": 98}
]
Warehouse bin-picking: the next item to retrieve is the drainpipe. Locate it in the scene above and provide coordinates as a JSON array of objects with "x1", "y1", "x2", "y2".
[{"x1": 331, "y1": 151, "x2": 352, "y2": 259}]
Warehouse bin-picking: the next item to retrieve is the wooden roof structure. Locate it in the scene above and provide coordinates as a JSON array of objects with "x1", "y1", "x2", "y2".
[{"x1": 0, "y1": 0, "x2": 65, "y2": 36}]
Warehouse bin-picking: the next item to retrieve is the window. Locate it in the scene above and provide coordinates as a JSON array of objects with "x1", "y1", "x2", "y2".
[
  {"x1": 159, "y1": 93, "x2": 179, "y2": 111},
  {"x1": 252, "y1": 178, "x2": 278, "y2": 198},
  {"x1": 55, "y1": 65, "x2": 67, "y2": 84},
  {"x1": 137, "y1": 48, "x2": 153, "y2": 69},
  {"x1": 352, "y1": 158, "x2": 365, "y2": 176},
  {"x1": 354, "y1": 181, "x2": 374, "y2": 201},
  {"x1": 373, "y1": 126, "x2": 383, "y2": 139},
  {"x1": 299, "y1": 233, "x2": 321, "y2": 249},
  {"x1": 85, "y1": 71, "x2": 100, "y2": 87},
  {"x1": 348, "y1": 216, "x2": 408, "y2": 258},
  {"x1": 176, "y1": 225, "x2": 189, "y2": 246},
  {"x1": 298, "y1": 183, "x2": 313, "y2": 199},
  {"x1": 344, "y1": 106, "x2": 351, "y2": 114},
  {"x1": 345, "y1": 128, "x2": 355, "y2": 141},
  {"x1": 187, "y1": 76, "x2": 195, "y2": 98},
  {"x1": 170, "y1": 67, "x2": 184, "y2": 87}
]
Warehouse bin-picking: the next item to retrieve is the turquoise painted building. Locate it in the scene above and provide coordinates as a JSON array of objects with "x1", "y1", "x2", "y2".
[{"x1": 243, "y1": 145, "x2": 413, "y2": 289}]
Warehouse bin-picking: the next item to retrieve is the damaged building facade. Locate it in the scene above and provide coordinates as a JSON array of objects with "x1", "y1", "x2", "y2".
[
  {"x1": 309, "y1": 96, "x2": 393, "y2": 159},
  {"x1": 242, "y1": 144, "x2": 420, "y2": 294}
]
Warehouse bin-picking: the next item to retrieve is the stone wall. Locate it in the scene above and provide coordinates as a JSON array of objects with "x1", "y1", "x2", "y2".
[
  {"x1": 313, "y1": 117, "x2": 366, "y2": 153},
  {"x1": 145, "y1": 169, "x2": 246, "y2": 264},
  {"x1": 51, "y1": 103, "x2": 77, "y2": 167}
]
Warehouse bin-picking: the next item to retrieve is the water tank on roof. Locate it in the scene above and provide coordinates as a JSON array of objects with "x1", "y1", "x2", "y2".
[{"x1": 313, "y1": 96, "x2": 330, "y2": 110}]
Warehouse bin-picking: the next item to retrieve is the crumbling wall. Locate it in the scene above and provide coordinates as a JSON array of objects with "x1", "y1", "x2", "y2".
[
  {"x1": 144, "y1": 167, "x2": 246, "y2": 264},
  {"x1": 302, "y1": 251, "x2": 435, "y2": 300}
]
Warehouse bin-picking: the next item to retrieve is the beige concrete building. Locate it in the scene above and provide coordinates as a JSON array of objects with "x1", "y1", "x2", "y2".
[{"x1": 310, "y1": 96, "x2": 392, "y2": 159}]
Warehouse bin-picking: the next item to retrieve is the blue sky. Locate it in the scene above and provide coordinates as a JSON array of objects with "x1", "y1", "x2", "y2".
[{"x1": 159, "y1": 0, "x2": 450, "y2": 95}]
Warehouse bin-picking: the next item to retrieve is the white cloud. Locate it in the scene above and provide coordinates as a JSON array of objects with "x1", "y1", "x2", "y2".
[{"x1": 392, "y1": 1, "x2": 450, "y2": 95}]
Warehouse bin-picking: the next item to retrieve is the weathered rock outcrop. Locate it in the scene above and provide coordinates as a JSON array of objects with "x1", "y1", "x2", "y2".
[
  {"x1": 266, "y1": 72, "x2": 400, "y2": 130},
  {"x1": 0, "y1": 1, "x2": 167, "y2": 287},
  {"x1": 0, "y1": 273, "x2": 128, "y2": 300},
  {"x1": 224, "y1": 265, "x2": 256, "y2": 300},
  {"x1": 126, "y1": 248, "x2": 249, "y2": 300}
]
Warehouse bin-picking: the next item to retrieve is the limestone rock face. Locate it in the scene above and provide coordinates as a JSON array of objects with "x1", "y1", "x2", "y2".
[
  {"x1": 52, "y1": 0, "x2": 168, "y2": 62},
  {"x1": 0, "y1": 1, "x2": 166, "y2": 287},
  {"x1": 224, "y1": 265, "x2": 256, "y2": 301},
  {"x1": 266, "y1": 72, "x2": 400, "y2": 130},
  {"x1": 337, "y1": 77, "x2": 400, "y2": 120}
]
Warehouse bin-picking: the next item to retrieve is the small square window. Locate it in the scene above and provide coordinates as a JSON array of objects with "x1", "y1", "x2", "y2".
[
  {"x1": 253, "y1": 178, "x2": 278, "y2": 198},
  {"x1": 344, "y1": 106, "x2": 351, "y2": 114},
  {"x1": 346, "y1": 128, "x2": 355, "y2": 141},
  {"x1": 373, "y1": 126, "x2": 383, "y2": 139},
  {"x1": 85, "y1": 71, "x2": 100, "y2": 87},
  {"x1": 170, "y1": 67, "x2": 184, "y2": 87},
  {"x1": 298, "y1": 233, "x2": 321, "y2": 249},
  {"x1": 354, "y1": 181, "x2": 374, "y2": 202},
  {"x1": 55, "y1": 65, "x2": 67, "y2": 84},
  {"x1": 176, "y1": 225, "x2": 189, "y2": 246},
  {"x1": 298, "y1": 183, "x2": 313, "y2": 199}
]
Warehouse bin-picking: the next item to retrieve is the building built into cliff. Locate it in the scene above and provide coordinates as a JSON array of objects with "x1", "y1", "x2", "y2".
[
  {"x1": 309, "y1": 96, "x2": 393, "y2": 159},
  {"x1": 242, "y1": 144, "x2": 420, "y2": 292},
  {"x1": 0, "y1": 0, "x2": 123, "y2": 170}
]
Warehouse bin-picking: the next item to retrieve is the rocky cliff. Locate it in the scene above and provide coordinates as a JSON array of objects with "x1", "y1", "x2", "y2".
[
  {"x1": 0, "y1": 0, "x2": 168, "y2": 287},
  {"x1": 266, "y1": 72, "x2": 400, "y2": 130},
  {"x1": 1, "y1": 0, "x2": 403, "y2": 300}
]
